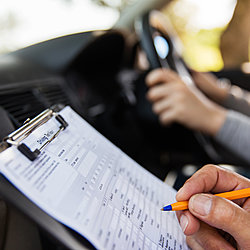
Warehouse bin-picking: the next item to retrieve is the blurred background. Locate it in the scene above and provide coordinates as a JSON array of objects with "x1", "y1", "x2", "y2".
[
  {"x1": 164, "y1": 0, "x2": 250, "y2": 72},
  {"x1": 0, "y1": 0, "x2": 249, "y2": 72}
]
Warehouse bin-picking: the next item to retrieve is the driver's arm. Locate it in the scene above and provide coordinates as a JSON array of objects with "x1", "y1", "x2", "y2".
[
  {"x1": 192, "y1": 71, "x2": 250, "y2": 117},
  {"x1": 215, "y1": 110, "x2": 250, "y2": 163},
  {"x1": 146, "y1": 68, "x2": 250, "y2": 163}
]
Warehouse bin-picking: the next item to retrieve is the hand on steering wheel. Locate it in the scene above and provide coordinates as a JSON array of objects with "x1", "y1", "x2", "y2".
[
  {"x1": 135, "y1": 10, "x2": 228, "y2": 162},
  {"x1": 146, "y1": 68, "x2": 227, "y2": 136}
]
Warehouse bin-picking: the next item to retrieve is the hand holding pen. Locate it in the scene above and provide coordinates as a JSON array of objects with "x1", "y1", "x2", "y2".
[
  {"x1": 161, "y1": 187, "x2": 250, "y2": 211},
  {"x1": 172, "y1": 164, "x2": 250, "y2": 250}
]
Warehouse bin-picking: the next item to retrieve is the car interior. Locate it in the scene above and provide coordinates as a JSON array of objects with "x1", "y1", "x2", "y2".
[{"x1": 1, "y1": 0, "x2": 250, "y2": 249}]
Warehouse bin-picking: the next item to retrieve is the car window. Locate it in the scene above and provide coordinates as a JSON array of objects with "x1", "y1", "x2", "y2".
[
  {"x1": 0, "y1": 0, "x2": 120, "y2": 55},
  {"x1": 160, "y1": 0, "x2": 237, "y2": 71}
]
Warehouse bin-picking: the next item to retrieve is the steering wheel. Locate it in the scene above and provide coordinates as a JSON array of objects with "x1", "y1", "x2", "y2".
[{"x1": 135, "y1": 10, "x2": 223, "y2": 162}]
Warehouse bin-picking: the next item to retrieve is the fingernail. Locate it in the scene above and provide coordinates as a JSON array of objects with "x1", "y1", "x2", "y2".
[
  {"x1": 176, "y1": 185, "x2": 188, "y2": 200},
  {"x1": 180, "y1": 214, "x2": 188, "y2": 233},
  {"x1": 190, "y1": 194, "x2": 212, "y2": 216},
  {"x1": 176, "y1": 186, "x2": 185, "y2": 197}
]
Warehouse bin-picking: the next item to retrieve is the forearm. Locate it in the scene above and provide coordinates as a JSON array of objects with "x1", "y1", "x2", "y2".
[
  {"x1": 223, "y1": 86, "x2": 250, "y2": 117},
  {"x1": 215, "y1": 110, "x2": 250, "y2": 163}
]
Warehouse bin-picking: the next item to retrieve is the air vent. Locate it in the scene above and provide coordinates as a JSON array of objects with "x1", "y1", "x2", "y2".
[
  {"x1": 38, "y1": 85, "x2": 70, "y2": 107},
  {"x1": 0, "y1": 90, "x2": 45, "y2": 125},
  {"x1": 0, "y1": 77, "x2": 71, "y2": 126}
]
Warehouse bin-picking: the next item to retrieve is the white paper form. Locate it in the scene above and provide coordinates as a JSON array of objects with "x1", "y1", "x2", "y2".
[{"x1": 0, "y1": 106, "x2": 188, "y2": 250}]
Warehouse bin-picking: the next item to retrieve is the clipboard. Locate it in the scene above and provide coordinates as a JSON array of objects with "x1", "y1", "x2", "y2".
[
  {"x1": 0, "y1": 104, "x2": 94, "y2": 250},
  {"x1": 0, "y1": 105, "x2": 188, "y2": 250}
]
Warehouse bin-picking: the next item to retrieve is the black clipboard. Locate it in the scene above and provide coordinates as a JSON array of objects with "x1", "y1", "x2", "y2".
[{"x1": 0, "y1": 105, "x2": 95, "y2": 250}]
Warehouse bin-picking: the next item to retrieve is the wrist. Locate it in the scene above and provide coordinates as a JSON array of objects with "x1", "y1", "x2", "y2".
[{"x1": 201, "y1": 104, "x2": 227, "y2": 136}]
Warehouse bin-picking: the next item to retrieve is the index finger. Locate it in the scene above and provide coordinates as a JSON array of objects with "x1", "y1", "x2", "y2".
[
  {"x1": 176, "y1": 164, "x2": 250, "y2": 201},
  {"x1": 145, "y1": 68, "x2": 181, "y2": 87}
]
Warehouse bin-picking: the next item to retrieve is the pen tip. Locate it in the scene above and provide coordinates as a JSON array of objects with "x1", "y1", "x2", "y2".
[
  {"x1": 161, "y1": 205, "x2": 172, "y2": 211},
  {"x1": 160, "y1": 208, "x2": 163, "y2": 211}
]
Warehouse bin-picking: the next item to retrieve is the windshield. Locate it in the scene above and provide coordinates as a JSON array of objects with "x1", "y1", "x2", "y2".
[
  {"x1": 0, "y1": 0, "x2": 121, "y2": 54},
  {"x1": 162, "y1": 0, "x2": 237, "y2": 71}
]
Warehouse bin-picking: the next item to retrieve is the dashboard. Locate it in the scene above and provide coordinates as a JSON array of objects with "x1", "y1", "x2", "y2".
[{"x1": 1, "y1": 28, "x2": 250, "y2": 184}]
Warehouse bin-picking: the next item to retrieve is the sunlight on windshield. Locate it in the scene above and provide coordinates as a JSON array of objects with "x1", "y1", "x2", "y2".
[
  {"x1": 0, "y1": 0, "x2": 119, "y2": 54},
  {"x1": 174, "y1": 0, "x2": 236, "y2": 30},
  {"x1": 164, "y1": 0, "x2": 237, "y2": 71}
]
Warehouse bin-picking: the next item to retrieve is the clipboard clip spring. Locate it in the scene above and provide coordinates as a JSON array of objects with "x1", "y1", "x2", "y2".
[{"x1": 4, "y1": 106, "x2": 68, "y2": 161}]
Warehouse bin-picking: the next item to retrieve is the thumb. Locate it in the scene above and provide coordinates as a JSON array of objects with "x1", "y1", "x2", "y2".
[{"x1": 188, "y1": 193, "x2": 250, "y2": 247}]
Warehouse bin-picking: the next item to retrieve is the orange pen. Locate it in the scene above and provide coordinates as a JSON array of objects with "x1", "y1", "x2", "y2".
[{"x1": 161, "y1": 187, "x2": 250, "y2": 211}]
